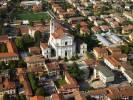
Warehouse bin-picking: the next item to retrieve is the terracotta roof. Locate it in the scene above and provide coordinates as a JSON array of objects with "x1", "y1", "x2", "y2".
[
  {"x1": 0, "y1": 35, "x2": 18, "y2": 59},
  {"x1": 30, "y1": 96, "x2": 45, "y2": 100},
  {"x1": 51, "y1": 93, "x2": 63, "y2": 100},
  {"x1": 40, "y1": 43, "x2": 49, "y2": 49},
  {"x1": 17, "y1": 68, "x2": 27, "y2": 75},
  {"x1": 112, "y1": 53, "x2": 127, "y2": 61},
  {"x1": 80, "y1": 26, "x2": 89, "y2": 33},
  {"x1": 104, "y1": 56, "x2": 121, "y2": 67},
  {"x1": 80, "y1": 21, "x2": 88, "y2": 27},
  {"x1": 74, "y1": 90, "x2": 86, "y2": 100},
  {"x1": 3, "y1": 79, "x2": 16, "y2": 90},
  {"x1": 29, "y1": 46, "x2": 41, "y2": 54},
  {"x1": 28, "y1": 65, "x2": 46, "y2": 73},
  {"x1": 88, "y1": 86, "x2": 133, "y2": 99},
  {"x1": 100, "y1": 25, "x2": 111, "y2": 31},
  {"x1": 65, "y1": 71, "x2": 78, "y2": 86},
  {"x1": 93, "y1": 47, "x2": 108, "y2": 54},
  {"x1": 25, "y1": 55, "x2": 45, "y2": 64},
  {"x1": 19, "y1": 25, "x2": 29, "y2": 34},
  {"x1": 46, "y1": 62, "x2": 59, "y2": 71},
  {"x1": 52, "y1": 27, "x2": 72, "y2": 39},
  {"x1": 0, "y1": 35, "x2": 9, "y2": 42},
  {"x1": 107, "y1": 47, "x2": 121, "y2": 54},
  {"x1": 122, "y1": 25, "x2": 133, "y2": 32},
  {"x1": 91, "y1": 26, "x2": 101, "y2": 33},
  {"x1": 19, "y1": 74, "x2": 33, "y2": 96}
]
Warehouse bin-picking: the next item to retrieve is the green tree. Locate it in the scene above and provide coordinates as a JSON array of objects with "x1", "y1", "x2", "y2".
[
  {"x1": 0, "y1": 44, "x2": 8, "y2": 52},
  {"x1": 3, "y1": 93, "x2": 9, "y2": 100},
  {"x1": 15, "y1": 37, "x2": 24, "y2": 51},
  {"x1": 22, "y1": 34, "x2": 34, "y2": 50},
  {"x1": 28, "y1": 73, "x2": 38, "y2": 92},
  {"x1": 18, "y1": 59, "x2": 27, "y2": 67},
  {"x1": 35, "y1": 87, "x2": 45, "y2": 96},
  {"x1": 0, "y1": 61, "x2": 6, "y2": 70},
  {"x1": 20, "y1": 94, "x2": 26, "y2": 100},
  {"x1": 34, "y1": 31, "x2": 41, "y2": 46},
  {"x1": 68, "y1": 62, "x2": 84, "y2": 81},
  {"x1": 8, "y1": 60, "x2": 17, "y2": 69},
  {"x1": 120, "y1": 45, "x2": 129, "y2": 54}
]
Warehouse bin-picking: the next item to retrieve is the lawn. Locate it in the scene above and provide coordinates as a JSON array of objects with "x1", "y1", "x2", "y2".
[{"x1": 13, "y1": 11, "x2": 51, "y2": 21}]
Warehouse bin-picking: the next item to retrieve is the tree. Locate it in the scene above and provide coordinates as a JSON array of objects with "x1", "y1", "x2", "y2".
[
  {"x1": 20, "y1": 94, "x2": 26, "y2": 100},
  {"x1": 3, "y1": 93, "x2": 9, "y2": 100},
  {"x1": 22, "y1": 34, "x2": 34, "y2": 50},
  {"x1": 35, "y1": 87, "x2": 45, "y2": 96},
  {"x1": 68, "y1": 62, "x2": 84, "y2": 81},
  {"x1": 18, "y1": 59, "x2": 27, "y2": 67},
  {"x1": 28, "y1": 73, "x2": 38, "y2": 92},
  {"x1": 120, "y1": 45, "x2": 129, "y2": 54},
  {"x1": 0, "y1": 61, "x2": 6, "y2": 70},
  {"x1": 8, "y1": 60, "x2": 17, "y2": 69},
  {"x1": 15, "y1": 37, "x2": 24, "y2": 51},
  {"x1": 34, "y1": 31, "x2": 41, "y2": 46}
]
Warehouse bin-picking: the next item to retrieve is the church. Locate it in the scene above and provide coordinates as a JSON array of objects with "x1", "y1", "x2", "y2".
[{"x1": 40, "y1": 19, "x2": 87, "y2": 59}]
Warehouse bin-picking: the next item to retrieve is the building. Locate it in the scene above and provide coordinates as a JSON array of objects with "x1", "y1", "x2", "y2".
[
  {"x1": 25, "y1": 55, "x2": 45, "y2": 66},
  {"x1": 20, "y1": 1, "x2": 42, "y2": 10},
  {"x1": 93, "y1": 47, "x2": 108, "y2": 59},
  {"x1": 122, "y1": 25, "x2": 133, "y2": 34},
  {"x1": 0, "y1": 35, "x2": 19, "y2": 62},
  {"x1": 95, "y1": 34, "x2": 112, "y2": 47},
  {"x1": 40, "y1": 43, "x2": 51, "y2": 59},
  {"x1": 94, "y1": 66, "x2": 114, "y2": 83},
  {"x1": 88, "y1": 86, "x2": 133, "y2": 100},
  {"x1": 2, "y1": 79, "x2": 16, "y2": 95},
  {"x1": 120, "y1": 63, "x2": 133, "y2": 83},
  {"x1": 123, "y1": 11, "x2": 133, "y2": 21},
  {"x1": 104, "y1": 56, "x2": 121, "y2": 70},
  {"x1": 107, "y1": 47, "x2": 122, "y2": 55},
  {"x1": 51, "y1": 93, "x2": 64, "y2": 100},
  {"x1": 48, "y1": 19, "x2": 76, "y2": 59},
  {"x1": 28, "y1": 46, "x2": 41, "y2": 55},
  {"x1": 129, "y1": 33, "x2": 133, "y2": 41},
  {"x1": 80, "y1": 43, "x2": 87, "y2": 56},
  {"x1": 58, "y1": 72, "x2": 79, "y2": 95},
  {"x1": 45, "y1": 62, "x2": 60, "y2": 78},
  {"x1": 17, "y1": 68, "x2": 33, "y2": 96},
  {"x1": 30, "y1": 96, "x2": 45, "y2": 100}
]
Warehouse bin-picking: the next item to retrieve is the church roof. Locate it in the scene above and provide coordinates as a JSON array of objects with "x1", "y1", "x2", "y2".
[{"x1": 52, "y1": 27, "x2": 72, "y2": 39}]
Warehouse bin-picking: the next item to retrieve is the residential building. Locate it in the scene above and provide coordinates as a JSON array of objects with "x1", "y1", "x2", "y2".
[
  {"x1": 94, "y1": 66, "x2": 114, "y2": 83},
  {"x1": 2, "y1": 79, "x2": 16, "y2": 95},
  {"x1": 30, "y1": 96, "x2": 45, "y2": 100},
  {"x1": 45, "y1": 62, "x2": 60, "y2": 78},
  {"x1": 123, "y1": 11, "x2": 133, "y2": 21},
  {"x1": 28, "y1": 47, "x2": 41, "y2": 55},
  {"x1": 25, "y1": 55, "x2": 45, "y2": 66},
  {"x1": 93, "y1": 47, "x2": 108, "y2": 59},
  {"x1": 80, "y1": 43, "x2": 87, "y2": 56},
  {"x1": 88, "y1": 86, "x2": 133, "y2": 100},
  {"x1": 0, "y1": 35, "x2": 19, "y2": 62},
  {"x1": 51, "y1": 93, "x2": 64, "y2": 100},
  {"x1": 122, "y1": 25, "x2": 133, "y2": 34},
  {"x1": 40, "y1": 43, "x2": 51, "y2": 59},
  {"x1": 58, "y1": 72, "x2": 79, "y2": 95},
  {"x1": 104, "y1": 56, "x2": 121, "y2": 70}
]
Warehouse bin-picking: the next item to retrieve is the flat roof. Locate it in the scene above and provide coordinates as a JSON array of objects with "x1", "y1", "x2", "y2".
[{"x1": 96, "y1": 66, "x2": 114, "y2": 77}]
